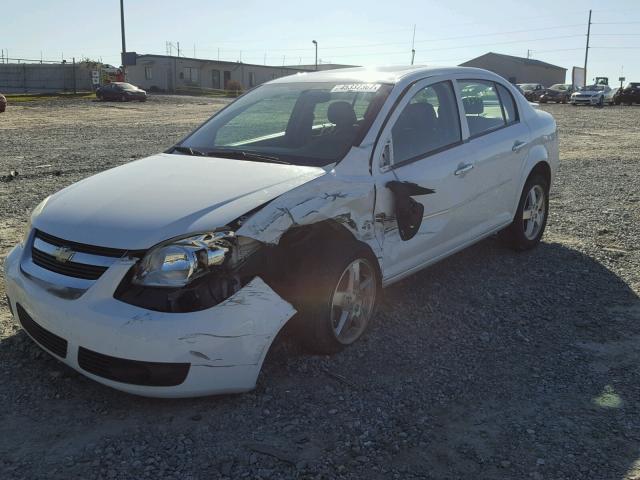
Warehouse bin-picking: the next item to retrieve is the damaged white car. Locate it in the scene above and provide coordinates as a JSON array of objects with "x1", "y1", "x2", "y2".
[{"x1": 4, "y1": 66, "x2": 558, "y2": 397}]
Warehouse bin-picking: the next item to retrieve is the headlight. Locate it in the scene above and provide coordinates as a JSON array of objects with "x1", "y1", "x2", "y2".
[
  {"x1": 132, "y1": 232, "x2": 234, "y2": 288},
  {"x1": 22, "y1": 196, "x2": 50, "y2": 246}
]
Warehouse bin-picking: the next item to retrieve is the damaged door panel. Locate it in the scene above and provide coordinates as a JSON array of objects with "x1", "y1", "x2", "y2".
[{"x1": 237, "y1": 173, "x2": 381, "y2": 258}]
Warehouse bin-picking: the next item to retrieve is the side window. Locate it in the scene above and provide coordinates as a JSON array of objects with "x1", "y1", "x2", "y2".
[
  {"x1": 391, "y1": 81, "x2": 461, "y2": 165},
  {"x1": 496, "y1": 83, "x2": 518, "y2": 124},
  {"x1": 459, "y1": 80, "x2": 506, "y2": 137}
]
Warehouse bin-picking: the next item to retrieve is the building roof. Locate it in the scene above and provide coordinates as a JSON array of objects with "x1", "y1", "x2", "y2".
[
  {"x1": 460, "y1": 52, "x2": 566, "y2": 71},
  {"x1": 135, "y1": 53, "x2": 310, "y2": 72},
  {"x1": 288, "y1": 63, "x2": 359, "y2": 71}
]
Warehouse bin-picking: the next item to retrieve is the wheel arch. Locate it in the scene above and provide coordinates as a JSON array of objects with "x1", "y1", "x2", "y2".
[
  {"x1": 276, "y1": 219, "x2": 382, "y2": 278},
  {"x1": 527, "y1": 159, "x2": 551, "y2": 187}
]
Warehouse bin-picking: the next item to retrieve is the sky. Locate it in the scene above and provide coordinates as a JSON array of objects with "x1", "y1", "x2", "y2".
[{"x1": 2, "y1": 0, "x2": 639, "y2": 84}]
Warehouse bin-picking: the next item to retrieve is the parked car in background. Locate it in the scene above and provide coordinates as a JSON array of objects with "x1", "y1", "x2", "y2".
[
  {"x1": 570, "y1": 84, "x2": 611, "y2": 106},
  {"x1": 513, "y1": 84, "x2": 526, "y2": 97},
  {"x1": 96, "y1": 82, "x2": 147, "y2": 102},
  {"x1": 0, "y1": 93, "x2": 6, "y2": 113},
  {"x1": 616, "y1": 82, "x2": 640, "y2": 105},
  {"x1": 539, "y1": 84, "x2": 575, "y2": 104},
  {"x1": 604, "y1": 87, "x2": 619, "y2": 106},
  {"x1": 5, "y1": 66, "x2": 558, "y2": 397},
  {"x1": 518, "y1": 83, "x2": 545, "y2": 102}
]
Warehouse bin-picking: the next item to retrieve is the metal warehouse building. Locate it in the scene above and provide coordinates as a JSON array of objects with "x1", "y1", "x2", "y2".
[
  {"x1": 460, "y1": 52, "x2": 567, "y2": 87},
  {"x1": 125, "y1": 54, "x2": 311, "y2": 92}
]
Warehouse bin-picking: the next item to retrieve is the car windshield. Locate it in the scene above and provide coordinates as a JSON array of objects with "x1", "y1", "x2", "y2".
[
  {"x1": 550, "y1": 84, "x2": 568, "y2": 90},
  {"x1": 520, "y1": 84, "x2": 537, "y2": 91},
  {"x1": 580, "y1": 85, "x2": 604, "y2": 91},
  {"x1": 179, "y1": 81, "x2": 393, "y2": 167},
  {"x1": 114, "y1": 83, "x2": 137, "y2": 91}
]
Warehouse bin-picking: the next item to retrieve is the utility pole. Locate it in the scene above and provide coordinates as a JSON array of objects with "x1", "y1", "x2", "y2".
[
  {"x1": 527, "y1": 49, "x2": 531, "y2": 59},
  {"x1": 312, "y1": 40, "x2": 318, "y2": 70},
  {"x1": 583, "y1": 9, "x2": 592, "y2": 87},
  {"x1": 411, "y1": 24, "x2": 416, "y2": 65},
  {"x1": 120, "y1": 0, "x2": 127, "y2": 78},
  {"x1": 177, "y1": 42, "x2": 180, "y2": 57}
]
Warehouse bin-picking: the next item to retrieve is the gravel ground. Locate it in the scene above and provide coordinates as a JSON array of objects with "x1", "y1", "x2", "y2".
[{"x1": 1, "y1": 97, "x2": 639, "y2": 480}]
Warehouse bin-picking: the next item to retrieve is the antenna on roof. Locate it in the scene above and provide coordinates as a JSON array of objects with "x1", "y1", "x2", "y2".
[{"x1": 411, "y1": 24, "x2": 416, "y2": 65}]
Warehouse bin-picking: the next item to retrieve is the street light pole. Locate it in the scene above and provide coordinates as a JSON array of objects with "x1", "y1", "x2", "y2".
[
  {"x1": 312, "y1": 40, "x2": 318, "y2": 70},
  {"x1": 120, "y1": 0, "x2": 127, "y2": 78}
]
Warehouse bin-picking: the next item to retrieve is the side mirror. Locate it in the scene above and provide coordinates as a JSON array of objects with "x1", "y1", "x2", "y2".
[{"x1": 386, "y1": 181, "x2": 435, "y2": 241}]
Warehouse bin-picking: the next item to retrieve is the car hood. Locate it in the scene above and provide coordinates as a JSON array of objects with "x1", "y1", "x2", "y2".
[
  {"x1": 575, "y1": 90, "x2": 601, "y2": 95},
  {"x1": 34, "y1": 153, "x2": 326, "y2": 250}
]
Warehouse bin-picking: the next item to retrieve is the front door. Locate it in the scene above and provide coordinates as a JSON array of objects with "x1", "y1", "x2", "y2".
[
  {"x1": 373, "y1": 78, "x2": 479, "y2": 282},
  {"x1": 223, "y1": 71, "x2": 231, "y2": 89}
]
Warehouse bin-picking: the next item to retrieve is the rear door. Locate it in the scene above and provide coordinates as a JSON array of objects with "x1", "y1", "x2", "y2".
[
  {"x1": 373, "y1": 78, "x2": 481, "y2": 282},
  {"x1": 455, "y1": 79, "x2": 530, "y2": 233}
]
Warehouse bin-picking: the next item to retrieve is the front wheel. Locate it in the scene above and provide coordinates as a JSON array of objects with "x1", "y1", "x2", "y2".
[
  {"x1": 502, "y1": 173, "x2": 549, "y2": 251},
  {"x1": 293, "y1": 245, "x2": 380, "y2": 354}
]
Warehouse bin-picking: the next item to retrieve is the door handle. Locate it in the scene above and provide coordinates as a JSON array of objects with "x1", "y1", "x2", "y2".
[
  {"x1": 454, "y1": 164, "x2": 474, "y2": 176},
  {"x1": 512, "y1": 140, "x2": 528, "y2": 152}
]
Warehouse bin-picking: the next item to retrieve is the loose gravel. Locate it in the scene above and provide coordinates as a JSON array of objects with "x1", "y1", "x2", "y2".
[{"x1": 1, "y1": 97, "x2": 639, "y2": 480}]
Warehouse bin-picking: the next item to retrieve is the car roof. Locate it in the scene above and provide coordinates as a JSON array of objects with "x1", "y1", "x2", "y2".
[{"x1": 267, "y1": 65, "x2": 502, "y2": 85}]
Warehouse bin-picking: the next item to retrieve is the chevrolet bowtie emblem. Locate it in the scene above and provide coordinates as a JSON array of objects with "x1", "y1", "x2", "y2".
[{"x1": 53, "y1": 246, "x2": 75, "y2": 263}]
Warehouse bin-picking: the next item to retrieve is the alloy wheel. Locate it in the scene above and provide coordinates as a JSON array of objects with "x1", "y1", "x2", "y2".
[
  {"x1": 522, "y1": 185, "x2": 546, "y2": 240},
  {"x1": 329, "y1": 258, "x2": 376, "y2": 345}
]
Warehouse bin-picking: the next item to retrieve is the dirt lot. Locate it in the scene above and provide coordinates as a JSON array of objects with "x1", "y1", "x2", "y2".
[{"x1": 1, "y1": 96, "x2": 639, "y2": 480}]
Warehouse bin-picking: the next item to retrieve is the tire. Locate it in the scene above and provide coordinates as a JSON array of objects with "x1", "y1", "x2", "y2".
[
  {"x1": 291, "y1": 243, "x2": 380, "y2": 354},
  {"x1": 502, "y1": 173, "x2": 549, "y2": 251}
]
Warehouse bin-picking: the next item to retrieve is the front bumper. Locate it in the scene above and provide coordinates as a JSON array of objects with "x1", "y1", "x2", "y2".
[
  {"x1": 571, "y1": 96, "x2": 599, "y2": 105},
  {"x1": 4, "y1": 243, "x2": 295, "y2": 398}
]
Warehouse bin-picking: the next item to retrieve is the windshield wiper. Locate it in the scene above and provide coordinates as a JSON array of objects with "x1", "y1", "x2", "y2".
[
  {"x1": 205, "y1": 149, "x2": 291, "y2": 165},
  {"x1": 172, "y1": 145, "x2": 206, "y2": 156}
]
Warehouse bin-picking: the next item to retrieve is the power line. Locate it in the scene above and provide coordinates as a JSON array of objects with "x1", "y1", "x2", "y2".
[
  {"x1": 191, "y1": 23, "x2": 588, "y2": 55},
  {"x1": 531, "y1": 47, "x2": 585, "y2": 53},
  {"x1": 592, "y1": 21, "x2": 640, "y2": 24},
  {"x1": 413, "y1": 23, "x2": 585, "y2": 45}
]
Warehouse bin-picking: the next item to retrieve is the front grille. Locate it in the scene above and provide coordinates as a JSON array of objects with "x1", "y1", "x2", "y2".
[
  {"x1": 30, "y1": 229, "x2": 145, "y2": 281},
  {"x1": 16, "y1": 303, "x2": 68, "y2": 358},
  {"x1": 31, "y1": 248, "x2": 108, "y2": 280},
  {"x1": 35, "y1": 230, "x2": 128, "y2": 258},
  {"x1": 78, "y1": 347, "x2": 190, "y2": 387}
]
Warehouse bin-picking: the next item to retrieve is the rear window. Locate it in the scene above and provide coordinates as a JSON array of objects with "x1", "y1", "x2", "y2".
[{"x1": 459, "y1": 80, "x2": 507, "y2": 137}]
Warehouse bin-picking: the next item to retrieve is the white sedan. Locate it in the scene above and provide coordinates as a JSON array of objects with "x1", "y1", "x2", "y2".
[
  {"x1": 571, "y1": 84, "x2": 612, "y2": 106},
  {"x1": 5, "y1": 66, "x2": 558, "y2": 397}
]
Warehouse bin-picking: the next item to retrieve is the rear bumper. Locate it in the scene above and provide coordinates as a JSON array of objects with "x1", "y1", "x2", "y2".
[{"x1": 4, "y1": 243, "x2": 296, "y2": 397}]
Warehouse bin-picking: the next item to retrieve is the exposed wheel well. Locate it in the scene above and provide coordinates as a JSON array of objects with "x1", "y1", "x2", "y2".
[
  {"x1": 528, "y1": 161, "x2": 551, "y2": 187},
  {"x1": 277, "y1": 220, "x2": 381, "y2": 277}
]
